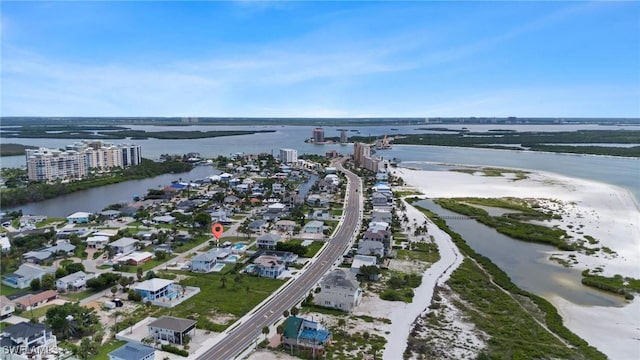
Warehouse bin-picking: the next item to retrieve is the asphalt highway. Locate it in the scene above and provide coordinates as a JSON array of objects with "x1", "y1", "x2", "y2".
[{"x1": 196, "y1": 159, "x2": 362, "y2": 360}]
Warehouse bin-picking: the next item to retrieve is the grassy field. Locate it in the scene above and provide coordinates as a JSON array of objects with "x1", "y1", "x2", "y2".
[
  {"x1": 24, "y1": 304, "x2": 57, "y2": 320},
  {"x1": 396, "y1": 242, "x2": 440, "y2": 263},
  {"x1": 149, "y1": 271, "x2": 286, "y2": 332},
  {"x1": 95, "y1": 340, "x2": 127, "y2": 360},
  {"x1": 60, "y1": 289, "x2": 96, "y2": 302},
  {"x1": 0, "y1": 284, "x2": 24, "y2": 297},
  {"x1": 172, "y1": 235, "x2": 211, "y2": 253}
]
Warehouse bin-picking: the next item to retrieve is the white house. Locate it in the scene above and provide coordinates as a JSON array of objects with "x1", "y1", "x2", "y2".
[
  {"x1": 67, "y1": 211, "x2": 92, "y2": 224},
  {"x1": 0, "y1": 296, "x2": 15, "y2": 319},
  {"x1": 2, "y1": 263, "x2": 55, "y2": 289},
  {"x1": 86, "y1": 235, "x2": 110, "y2": 249},
  {"x1": 272, "y1": 183, "x2": 285, "y2": 194},
  {"x1": 0, "y1": 235, "x2": 11, "y2": 252},
  {"x1": 0, "y1": 322, "x2": 57, "y2": 358},
  {"x1": 152, "y1": 215, "x2": 176, "y2": 225},
  {"x1": 191, "y1": 248, "x2": 230, "y2": 272},
  {"x1": 371, "y1": 209, "x2": 392, "y2": 223},
  {"x1": 132, "y1": 278, "x2": 174, "y2": 302},
  {"x1": 256, "y1": 233, "x2": 282, "y2": 250},
  {"x1": 275, "y1": 220, "x2": 297, "y2": 233},
  {"x1": 56, "y1": 271, "x2": 92, "y2": 292},
  {"x1": 109, "y1": 237, "x2": 138, "y2": 256},
  {"x1": 313, "y1": 269, "x2": 362, "y2": 312},
  {"x1": 147, "y1": 316, "x2": 197, "y2": 345},
  {"x1": 303, "y1": 220, "x2": 324, "y2": 234},
  {"x1": 356, "y1": 240, "x2": 385, "y2": 257},
  {"x1": 350, "y1": 255, "x2": 378, "y2": 278}
]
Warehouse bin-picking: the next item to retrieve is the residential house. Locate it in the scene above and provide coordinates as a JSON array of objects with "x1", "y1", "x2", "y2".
[
  {"x1": 272, "y1": 183, "x2": 285, "y2": 195},
  {"x1": 309, "y1": 209, "x2": 331, "y2": 221},
  {"x1": 118, "y1": 251, "x2": 153, "y2": 266},
  {"x1": 23, "y1": 241, "x2": 76, "y2": 264},
  {"x1": 248, "y1": 220, "x2": 268, "y2": 234},
  {"x1": 0, "y1": 322, "x2": 57, "y2": 358},
  {"x1": 372, "y1": 192, "x2": 392, "y2": 207},
  {"x1": 252, "y1": 255, "x2": 286, "y2": 279},
  {"x1": 19, "y1": 215, "x2": 47, "y2": 229},
  {"x1": 152, "y1": 215, "x2": 176, "y2": 225},
  {"x1": 99, "y1": 209, "x2": 121, "y2": 220},
  {"x1": 356, "y1": 240, "x2": 385, "y2": 257},
  {"x1": 56, "y1": 271, "x2": 92, "y2": 292},
  {"x1": 0, "y1": 296, "x2": 15, "y2": 319},
  {"x1": 0, "y1": 235, "x2": 10, "y2": 253},
  {"x1": 306, "y1": 194, "x2": 329, "y2": 207},
  {"x1": 2, "y1": 264, "x2": 55, "y2": 289},
  {"x1": 282, "y1": 316, "x2": 331, "y2": 354},
  {"x1": 14, "y1": 290, "x2": 58, "y2": 311},
  {"x1": 147, "y1": 316, "x2": 196, "y2": 345},
  {"x1": 371, "y1": 209, "x2": 393, "y2": 223},
  {"x1": 275, "y1": 220, "x2": 297, "y2": 233},
  {"x1": 132, "y1": 279, "x2": 174, "y2": 302},
  {"x1": 303, "y1": 220, "x2": 324, "y2": 234},
  {"x1": 350, "y1": 255, "x2": 379, "y2": 280},
  {"x1": 109, "y1": 237, "x2": 138, "y2": 255},
  {"x1": 66, "y1": 211, "x2": 92, "y2": 224},
  {"x1": 86, "y1": 235, "x2": 110, "y2": 249},
  {"x1": 256, "y1": 233, "x2": 282, "y2": 250},
  {"x1": 372, "y1": 182, "x2": 392, "y2": 194},
  {"x1": 108, "y1": 342, "x2": 155, "y2": 360},
  {"x1": 191, "y1": 248, "x2": 230, "y2": 272},
  {"x1": 223, "y1": 195, "x2": 239, "y2": 205},
  {"x1": 362, "y1": 229, "x2": 392, "y2": 254},
  {"x1": 313, "y1": 269, "x2": 362, "y2": 312},
  {"x1": 252, "y1": 250, "x2": 298, "y2": 264}
]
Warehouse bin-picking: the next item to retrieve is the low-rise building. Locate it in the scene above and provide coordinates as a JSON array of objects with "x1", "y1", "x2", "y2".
[
  {"x1": 356, "y1": 240, "x2": 385, "y2": 257},
  {"x1": 313, "y1": 269, "x2": 362, "y2": 312},
  {"x1": 86, "y1": 235, "x2": 110, "y2": 249},
  {"x1": 282, "y1": 316, "x2": 331, "y2": 354},
  {"x1": 147, "y1": 316, "x2": 196, "y2": 345},
  {"x1": 132, "y1": 279, "x2": 174, "y2": 302},
  {"x1": 56, "y1": 271, "x2": 92, "y2": 292},
  {"x1": 2, "y1": 264, "x2": 55, "y2": 289},
  {"x1": 0, "y1": 322, "x2": 57, "y2": 358},
  {"x1": 350, "y1": 255, "x2": 379, "y2": 280},
  {"x1": 252, "y1": 255, "x2": 285, "y2": 279},
  {"x1": 275, "y1": 220, "x2": 297, "y2": 233},
  {"x1": 0, "y1": 296, "x2": 15, "y2": 319},
  {"x1": 0, "y1": 235, "x2": 10, "y2": 253},
  {"x1": 108, "y1": 342, "x2": 155, "y2": 360},
  {"x1": 67, "y1": 212, "x2": 92, "y2": 224},
  {"x1": 256, "y1": 233, "x2": 282, "y2": 250},
  {"x1": 118, "y1": 251, "x2": 153, "y2": 266},
  {"x1": 191, "y1": 248, "x2": 230, "y2": 272},
  {"x1": 14, "y1": 290, "x2": 58, "y2": 311},
  {"x1": 109, "y1": 237, "x2": 138, "y2": 256},
  {"x1": 303, "y1": 220, "x2": 324, "y2": 234}
]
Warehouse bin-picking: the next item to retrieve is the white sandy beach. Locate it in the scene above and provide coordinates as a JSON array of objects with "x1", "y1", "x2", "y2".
[{"x1": 394, "y1": 166, "x2": 640, "y2": 359}]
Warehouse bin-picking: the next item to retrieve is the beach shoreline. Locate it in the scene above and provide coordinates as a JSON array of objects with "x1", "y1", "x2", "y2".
[{"x1": 393, "y1": 165, "x2": 640, "y2": 359}]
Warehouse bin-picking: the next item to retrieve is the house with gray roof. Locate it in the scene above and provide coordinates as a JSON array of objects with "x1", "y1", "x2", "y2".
[
  {"x1": 256, "y1": 233, "x2": 282, "y2": 250},
  {"x1": 147, "y1": 316, "x2": 196, "y2": 345},
  {"x1": 23, "y1": 241, "x2": 76, "y2": 264},
  {"x1": 356, "y1": 239, "x2": 385, "y2": 257},
  {"x1": 1, "y1": 263, "x2": 55, "y2": 289},
  {"x1": 109, "y1": 237, "x2": 138, "y2": 255},
  {"x1": 56, "y1": 271, "x2": 93, "y2": 292},
  {"x1": 191, "y1": 248, "x2": 231, "y2": 272},
  {"x1": 313, "y1": 269, "x2": 362, "y2": 312},
  {"x1": 0, "y1": 322, "x2": 57, "y2": 357},
  {"x1": 108, "y1": 342, "x2": 155, "y2": 360}
]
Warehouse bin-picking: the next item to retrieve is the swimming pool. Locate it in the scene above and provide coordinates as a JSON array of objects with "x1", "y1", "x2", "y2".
[
  {"x1": 234, "y1": 243, "x2": 245, "y2": 250},
  {"x1": 227, "y1": 254, "x2": 239, "y2": 262},
  {"x1": 212, "y1": 263, "x2": 226, "y2": 272},
  {"x1": 244, "y1": 264, "x2": 256, "y2": 273}
]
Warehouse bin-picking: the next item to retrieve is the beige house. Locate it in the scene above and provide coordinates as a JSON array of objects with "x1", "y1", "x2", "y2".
[{"x1": 313, "y1": 269, "x2": 362, "y2": 312}]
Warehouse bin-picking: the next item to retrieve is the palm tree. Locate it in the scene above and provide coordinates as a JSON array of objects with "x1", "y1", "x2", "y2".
[
  {"x1": 283, "y1": 310, "x2": 290, "y2": 318},
  {"x1": 290, "y1": 306, "x2": 299, "y2": 317},
  {"x1": 262, "y1": 326, "x2": 270, "y2": 337},
  {"x1": 220, "y1": 276, "x2": 227, "y2": 289}
]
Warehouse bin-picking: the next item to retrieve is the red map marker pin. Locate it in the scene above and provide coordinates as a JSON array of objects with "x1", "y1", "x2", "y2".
[{"x1": 211, "y1": 223, "x2": 224, "y2": 240}]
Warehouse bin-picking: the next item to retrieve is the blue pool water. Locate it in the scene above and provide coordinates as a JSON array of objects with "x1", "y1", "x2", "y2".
[
  {"x1": 234, "y1": 244, "x2": 245, "y2": 250},
  {"x1": 227, "y1": 255, "x2": 239, "y2": 262},
  {"x1": 212, "y1": 263, "x2": 226, "y2": 272}
]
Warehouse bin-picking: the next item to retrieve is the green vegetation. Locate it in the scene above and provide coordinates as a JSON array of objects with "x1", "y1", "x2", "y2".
[
  {"x1": 451, "y1": 167, "x2": 530, "y2": 180},
  {"x1": 581, "y1": 270, "x2": 640, "y2": 300},
  {"x1": 435, "y1": 198, "x2": 573, "y2": 250},
  {"x1": 379, "y1": 271, "x2": 422, "y2": 303},
  {"x1": 383, "y1": 129, "x2": 640, "y2": 157},
  {"x1": 1, "y1": 158, "x2": 194, "y2": 207},
  {"x1": 410, "y1": 201, "x2": 606, "y2": 359},
  {"x1": 151, "y1": 271, "x2": 285, "y2": 332},
  {"x1": 94, "y1": 340, "x2": 127, "y2": 360},
  {"x1": 0, "y1": 143, "x2": 38, "y2": 156},
  {"x1": 172, "y1": 235, "x2": 210, "y2": 253},
  {"x1": 396, "y1": 242, "x2": 440, "y2": 263},
  {"x1": 161, "y1": 344, "x2": 189, "y2": 357},
  {"x1": 286, "y1": 239, "x2": 325, "y2": 257},
  {"x1": 0, "y1": 284, "x2": 22, "y2": 297}
]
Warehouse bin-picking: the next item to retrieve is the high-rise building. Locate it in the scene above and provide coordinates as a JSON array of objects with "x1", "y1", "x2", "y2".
[
  {"x1": 279, "y1": 148, "x2": 298, "y2": 164},
  {"x1": 26, "y1": 141, "x2": 142, "y2": 182},
  {"x1": 340, "y1": 130, "x2": 348, "y2": 144},
  {"x1": 312, "y1": 128, "x2": 325, "y2": 143}
]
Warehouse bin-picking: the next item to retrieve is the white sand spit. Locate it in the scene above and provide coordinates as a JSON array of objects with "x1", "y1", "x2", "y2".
[{"x1": 394, "y1": 166, "x2": 640, "y2": 359}]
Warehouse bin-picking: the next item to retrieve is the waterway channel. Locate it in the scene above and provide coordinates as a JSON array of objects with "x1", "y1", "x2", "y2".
[{"x1": 414, "y1": 199, "x2": 626, "y2": 307}]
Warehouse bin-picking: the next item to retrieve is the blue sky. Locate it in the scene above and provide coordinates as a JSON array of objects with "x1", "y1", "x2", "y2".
[{"x1": 2, "y1": 1, "x2": 639, "y2": 117}]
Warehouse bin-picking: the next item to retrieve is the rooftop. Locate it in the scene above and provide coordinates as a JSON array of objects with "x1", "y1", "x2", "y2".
[
  {"x1": 148, "y1": 316, "x2": 197, "y2": 332},
  {"x1": 133, "y1": 278, "x2": 173, "y2": 292},
  {"x1": 108, "y1": 342, "x2": 155, "y2": 360}
]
